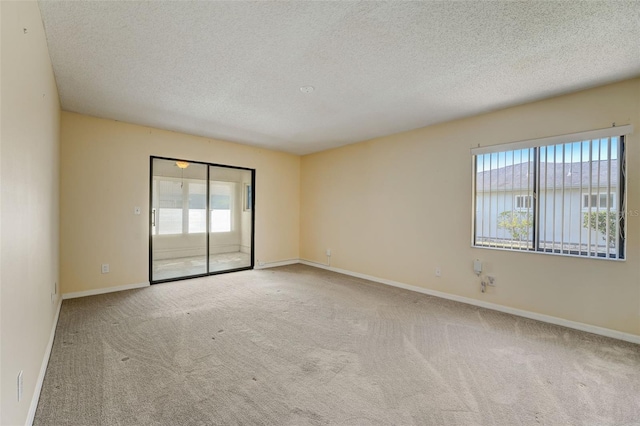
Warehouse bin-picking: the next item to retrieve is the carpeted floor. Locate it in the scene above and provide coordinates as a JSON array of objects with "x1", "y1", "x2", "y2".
[{"x1": 34, "y1": 264, "x2": 640, "y2": 425}]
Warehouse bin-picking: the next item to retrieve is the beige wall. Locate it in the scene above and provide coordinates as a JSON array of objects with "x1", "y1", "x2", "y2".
[
  {"x1": 301, "y1": 78, "x2": 640, "y2": 336},
  {"x1": 1, "y1": 1, "x2": 61, "y2": 424},
  {"x1": 60, "y1": 112, "x2": 300, "y2": 294}
]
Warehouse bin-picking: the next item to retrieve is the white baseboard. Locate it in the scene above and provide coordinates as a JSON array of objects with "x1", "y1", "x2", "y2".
[
  {"x1": 62, "y1": 282, "x2": 150, "y2": 300},
  {"x1": 26, "y1": 297, "x2": 62, "y2": 426},
  {"x1": 298, "y1": 259, "x2": 640, "y2": 345},
  {"x1": 255, "y1": 259, "x2": 299, "y2": 269}
]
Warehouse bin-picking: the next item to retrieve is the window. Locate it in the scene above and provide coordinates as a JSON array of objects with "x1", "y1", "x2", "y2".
[
  {"x1": 582, "y1": 193, "x2": 615, "y2": 211},
  {"x1": 472, "y1": 126, "x2": 631, "y2": 260},
  {"x1": 152, "y1": 176, "x2": 236, "y2": 235},
  {"x1": 156, "y1": 180, "x2": 184, "y2": 235},
  {"x1": 210, "y1": 181, "x2": 233, "y2": 233},
  {"x1": 188, "y1": 182, "x2": 207, "y2": 233},
  {"x1": 243, "y1": 183, "x2": 252, "y2": 211},
  {"x1": 515, "y1": 195, "x2": 532, "y2": 210}
]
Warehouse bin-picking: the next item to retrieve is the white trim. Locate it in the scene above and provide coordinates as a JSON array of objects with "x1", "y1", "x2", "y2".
[
  {"x1": 26, "y1": 297, "x2": 62, "y2": 426},
  {"x1": 62, "y1": 282, "x2": 150, "y2": 300},
  {"x1": 255, "y1": 259, "x2": 299, "y2": 269},
  {"x1": 298, "y1": 259, "x2": 640, "y2": 345},
  {"x1": 471, "y1": 125, "x2": 633, "y2": 155}
]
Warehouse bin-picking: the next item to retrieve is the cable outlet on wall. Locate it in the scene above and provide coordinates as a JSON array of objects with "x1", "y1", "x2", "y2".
[
  {"x1": 326, "y1": 249, "x2": 331, "y2": 257},
  {"x1": 435, "y1": 267, "x2": 442, "y2": 277},
  {"x1": 134, "y1": 206, "x2": 141, "y2": 215},
  {"x1": 101, "y1": 264, "x2": 110, "y2": 274}
]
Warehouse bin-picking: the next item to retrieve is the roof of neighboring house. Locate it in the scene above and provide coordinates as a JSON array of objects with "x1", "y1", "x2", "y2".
[{"x1": 476, "y1": 160, "x2": 618, "y2": 192}]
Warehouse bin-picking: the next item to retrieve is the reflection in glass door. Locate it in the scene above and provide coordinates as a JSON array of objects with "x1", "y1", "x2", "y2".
[{"x1": 150, "y1": 157, "x2": 254, "y2": 283}]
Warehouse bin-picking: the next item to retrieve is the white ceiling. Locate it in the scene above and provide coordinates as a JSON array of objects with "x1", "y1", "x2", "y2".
[{"x1": 38, "y1": 1, "x2": 640, "y2": 155}]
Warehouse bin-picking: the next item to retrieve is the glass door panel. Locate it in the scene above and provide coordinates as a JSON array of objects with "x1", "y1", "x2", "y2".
[
  {"x1": 209, "y1": 166, "x2": 253, "y2": 272},
  {"x1": 151, "y1": 158, "x2": 208, "y2": 282}
]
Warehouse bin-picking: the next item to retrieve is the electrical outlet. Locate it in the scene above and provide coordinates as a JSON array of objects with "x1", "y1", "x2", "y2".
[
  {"x1": 326, "y1": 249, "x2": 331, "y2": 257},
  {"x1": 487, "y1": 275, "x2": 496, "y2": 286},
  {"x1": 17, "y1": 371, "x2": 23, "y2": 402},
  {"x1": 101, "y1": 264, "x2": 110, "y2": 274},
  {"x1": 435, "y1": 267, "x2": 442, "y2": 277},
  {"x1": 134, "y1": 206, "x2": 141, "y2": 215}
]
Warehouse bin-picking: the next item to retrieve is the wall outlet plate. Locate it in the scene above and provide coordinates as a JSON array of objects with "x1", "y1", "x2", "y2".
[
  {"x1": 435, "y1": 267, "x2": 442, "y2": 277},
  {"x1": 101, "y1": 264, "x2": 110, "y2": 274}
]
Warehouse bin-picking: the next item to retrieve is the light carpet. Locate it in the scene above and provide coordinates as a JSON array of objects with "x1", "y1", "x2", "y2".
[{"x1": 34, "y1": 264, "x2": 640, "y2": 425}]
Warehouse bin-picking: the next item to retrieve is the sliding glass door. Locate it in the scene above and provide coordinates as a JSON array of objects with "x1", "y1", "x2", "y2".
[{"x1": 150, "y1": 157, "x2": 254, "y2": 283}]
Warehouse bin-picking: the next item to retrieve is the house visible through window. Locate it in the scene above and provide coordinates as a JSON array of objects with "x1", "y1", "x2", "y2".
[{"x1": 472, "y1": 126, "x2": 630, "y2": 260}]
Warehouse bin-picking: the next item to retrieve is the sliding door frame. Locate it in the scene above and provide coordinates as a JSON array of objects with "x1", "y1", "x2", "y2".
[{"x1": 149, "y1": 155, "x2": 255, "y2": 284}]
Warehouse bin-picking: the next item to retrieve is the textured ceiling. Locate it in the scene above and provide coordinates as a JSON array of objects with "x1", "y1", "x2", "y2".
[{"x1": 38, "y1": 1, "x2": 640, "y2": 155}]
